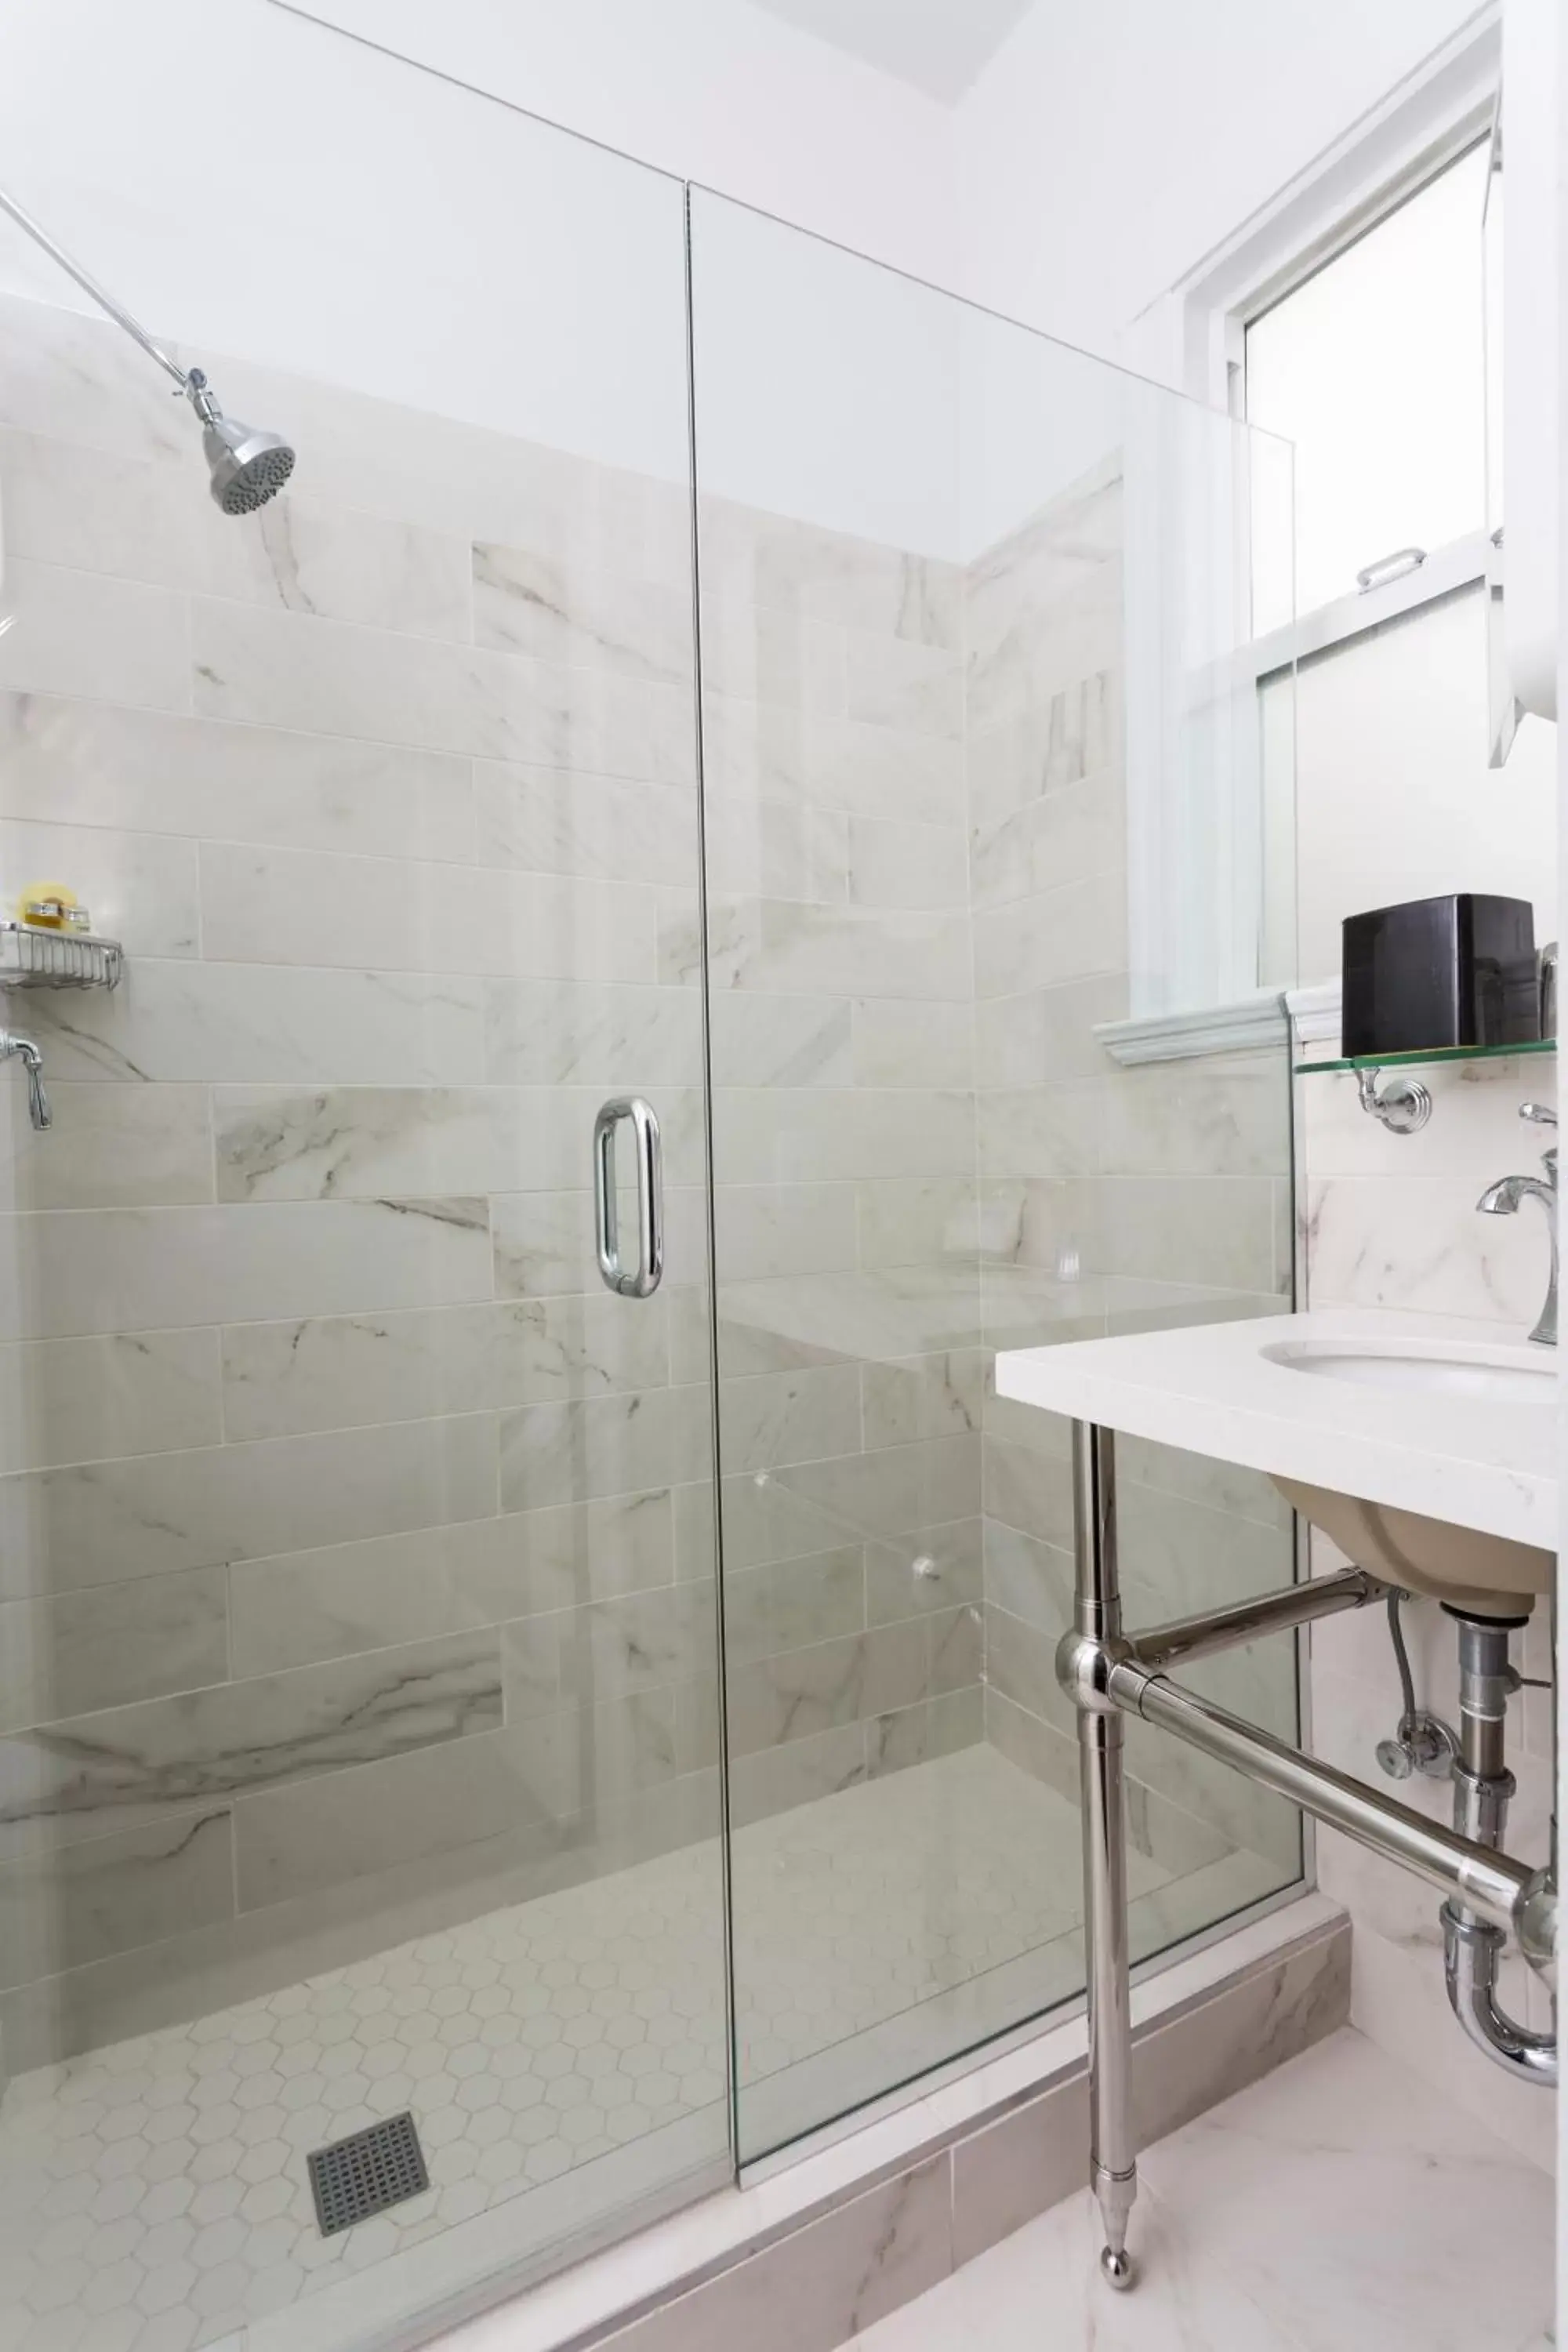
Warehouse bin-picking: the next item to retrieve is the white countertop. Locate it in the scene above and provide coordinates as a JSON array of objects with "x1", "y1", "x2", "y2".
[{"x1": 994, "y1": 1308, "x2": 1558, "y2": 1553}]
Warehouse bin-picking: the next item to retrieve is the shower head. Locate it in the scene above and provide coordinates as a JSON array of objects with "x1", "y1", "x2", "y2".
[
  {"x1": 0, "y1": 187, "x2": 296, "y2": 518},
  {"x1": 185, "y1": 371, "x2": 296, "y2": 515}
]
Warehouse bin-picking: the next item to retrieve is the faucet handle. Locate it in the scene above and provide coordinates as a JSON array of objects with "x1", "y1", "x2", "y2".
[{"x1": 1520, "y1": 1102, "x2": 1557, "y2": 1127}]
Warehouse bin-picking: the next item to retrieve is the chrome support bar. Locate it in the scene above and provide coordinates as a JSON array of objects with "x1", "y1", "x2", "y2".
[
  {"x1": 1063, "y1": 1417, "x2": 1558, "y2": 2292},
  {"x1": 1122, "y1": 1668, "x2": 1537, "y2": 1942},
  {"x1": 1070, "y1": 1424, "x2": 1138, "y2": 2292},
  {"x1": 1125, "y1": 1564, "x2": 1388, "y2": 1674}
]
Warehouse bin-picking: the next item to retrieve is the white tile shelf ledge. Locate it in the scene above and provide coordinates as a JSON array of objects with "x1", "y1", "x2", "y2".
[{"x1": 995, "y1": 1308, "x2": 1556, "y2": 1555}]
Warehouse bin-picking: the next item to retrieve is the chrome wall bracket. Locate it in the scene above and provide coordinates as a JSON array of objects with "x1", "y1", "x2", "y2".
[{"x1": 1356, "y1": 1065, "x2": 1432, "y2": 1134}]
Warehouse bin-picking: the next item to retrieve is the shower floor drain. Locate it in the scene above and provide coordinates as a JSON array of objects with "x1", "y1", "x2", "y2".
[{"x1": 307, "y1": 2111, "x2": 430, "y2": 2236}]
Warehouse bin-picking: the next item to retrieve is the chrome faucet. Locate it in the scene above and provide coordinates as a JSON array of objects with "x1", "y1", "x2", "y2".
[{"x1": 1477, "y1": 1102, "x2": 1558, "y2": 1345}]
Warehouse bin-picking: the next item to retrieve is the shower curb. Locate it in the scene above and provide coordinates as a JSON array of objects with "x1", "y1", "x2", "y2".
[{"x1": 539, "y1": 1896, "x2": 1350, "y2": 2352}]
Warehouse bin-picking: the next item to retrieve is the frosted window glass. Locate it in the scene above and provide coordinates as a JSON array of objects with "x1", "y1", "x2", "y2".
[{"x1": 1247, "y1": 145, "x2": 1488, "y2": 630}]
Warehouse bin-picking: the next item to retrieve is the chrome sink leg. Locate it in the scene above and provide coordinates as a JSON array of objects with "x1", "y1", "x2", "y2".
[{"x1": 1070, "y1": 1422, "x2": 1138, "y2": 2289}]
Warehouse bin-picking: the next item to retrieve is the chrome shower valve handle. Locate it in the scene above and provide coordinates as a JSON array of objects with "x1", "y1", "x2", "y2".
[{"x1": 0, "y1": 1029, "x2": 51, "y2": 1131}]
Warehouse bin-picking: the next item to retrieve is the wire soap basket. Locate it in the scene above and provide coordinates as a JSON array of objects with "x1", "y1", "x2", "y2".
[{"x1": 0, "y1": 920, "x2": 123, "y2": 990}]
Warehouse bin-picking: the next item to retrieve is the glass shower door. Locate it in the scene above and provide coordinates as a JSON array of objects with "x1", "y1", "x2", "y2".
[
  {"x1": 688, "y1": 187, "x2": 1302, "y2": 2165},
  {"x1": 0, "y1": 16, "x2": 728, "y2": 2349}
]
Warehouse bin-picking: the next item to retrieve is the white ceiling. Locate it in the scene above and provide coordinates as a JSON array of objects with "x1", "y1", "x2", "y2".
[{"x1": 749, "y1": 0, "x2": 1035, "y2": 103}]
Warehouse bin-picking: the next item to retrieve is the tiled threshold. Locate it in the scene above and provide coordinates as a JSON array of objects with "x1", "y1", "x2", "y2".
[{"x1": 387, "y1": 1892, "x2": 1348, "y2": 2352}]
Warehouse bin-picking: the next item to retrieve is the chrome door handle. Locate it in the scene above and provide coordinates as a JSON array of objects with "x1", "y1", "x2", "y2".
[{"x1": 593, "y1": 1096, "x2": 664, "y2": 1298}]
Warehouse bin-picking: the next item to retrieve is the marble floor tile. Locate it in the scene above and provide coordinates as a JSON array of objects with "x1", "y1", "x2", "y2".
[{"x1": 854, "y1": 2027, "x2": 1555, "y2": 2352}]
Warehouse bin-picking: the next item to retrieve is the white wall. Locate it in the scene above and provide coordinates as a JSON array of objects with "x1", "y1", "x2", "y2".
[
  {"x1": 0, "y1": 0, "x2": 961, "y2": 546},
  {"x1": 955, "y1": 0, "x2": 1486, "y2": 361}
]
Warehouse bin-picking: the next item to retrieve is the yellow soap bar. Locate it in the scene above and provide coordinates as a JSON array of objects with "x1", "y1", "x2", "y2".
[{"x1": 17, "y1": 882, "x2": 80, "y2": 930}]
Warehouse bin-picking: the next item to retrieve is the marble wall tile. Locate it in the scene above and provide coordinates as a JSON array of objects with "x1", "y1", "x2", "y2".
[
  {"x1": 717, "y1": 1364, "x2": 862, "y2": 1476},
  {"x1": 473, "y1": 763, "x2": 696, "y2": 887},
  {"x1": 966, "y1": 671, "x2": 1121, "y2": 833},
  {"x1": 700, "y1": 602, "x2": 848, "y2": 715},
  {"x1": 713, "y1": 1185, "x2": 859, "y2": 1284},
  {"x1": 0, "y1": 1566, "x2": 229, "y2": 1733},
  {"x1": 715, "y1": 1087, "x2": 975, "y2": 1185},
  {"x1": 0, "y1": 1328, "x2": 221, "y2": 1474},
  {"x1": 725, "y1": 1620, "x2": 931, "y2": 1757},
  {"x1": 481, "y1": 979, "x2": 701, "y2": 1087},
  {"x1": 699, "y1": 700, "x2": 965, "y2": 827},
  {"x1": 31, "y1": 962, "x2": 486, "y2": 1087},
  {"x1": 851, "y1": 998, "x2": 975, "y2": 1091},
  {"x1": 230, "y1": 1492, "x2": 677, "y2": 1676},
  {"x1": 1098, "y1": 1174, "x2": 1287, "y2": 1292},
  {"x1": 0, "y1": 1080, "x2": 212, "y2": 1212},
  {"x1": 0, "y1": 1807, "x2": 234, "y2": 1990},
  {"x1": 0, "y1": 1628, "x2": 502, "y2": 1854},
  {"x1": 684, "y1": 895, "x2": 972, "y2": 1003},
  {"x1": 975, "y1": 1083, "x2": 1102, "y2": 1183},
  {"x1": 844, "y1": 818, "x2": 968, "y2": 910},
  {"x1": 1304, "y1": 1174, "x2": 1546, "y2": 1325},
  {"x1": 191, "y1": 599, "x2": 695, "y2": 782},
  {"x1": 861, "y1": 1352, "x2": 985, "y2": 1452},
  {"x1": 492, "y1": 1181, "x2": 706, "y2": 1297},
  {"x1": 1100, "y1": 1051, "x2": 1289, "y2": 1179},
  {"x1": 703, "y1": 797, "x2": 851, "y2": 904},
  {"x1": 222, "y1": 1294, "x2": 670, "y2": 1440},
  {"x1": 198, "y1": 840, "x2": 660, "y2": 982},
  {"x1": 856, "y1": 1179, "x2": 978, "y2": 1269},
  {"x1": 982, "y1": 1517, "x2": 1073, "y2": 1636},
  {"x1": 0, "y1": 1196, "x2": 492, "y2": 1340},
  {"x1": 717, "y1": 1266, "x2": 983, "y2": 1377},
  {"x1": 0, "y1": 558, "x2": 191, "y2": 711},
  {"x1": 726, "y1": 1719, "x2": 867, "y2": 1828},
  {"x1": 973, "y1": 973, "x2": 1127, "y2": 1089},
  {"x1": 0, "y1": 1412, "x2": 499, "y2": 1598},
  {"x1": 0, "y1": 816, "x2": 199, "y2": 959},
  {"x1": 972, "y1": 873, "x2": 1127, "y2": 1000},
  {"x1": 699, "y1": 499, "x2": 961, "y2": 649},
  {"x1": 499, "y1": 1385, "x2": 711, "y2": 1514},
  {"x1": 844, "y1": 631, "x2": 962, "y2": 739},
  {"x1": 0, "y1": 293, "x2": 193, "y2": 461},
  {"x1": 0, "y1": 693, "x2": 477, "y2": 865},
  {"x1": 866, "y1": 1520, "x2": 982, "y2": 1628},
  {"x1": 723, "y1": 1548, "x2": 866, "y2": 1666},
  {"x1": 506, "y1": 1584, "x2": 717, "y2": 1715},
  {"x1": 0, "y1": 426, "x2": 475, "y2": 638},
  {"x1": 230, "y1": 1718, "x2": 572, "y2": 1911},
  {"x1": 473, "y1": 544, "x2": 691, "y2": 683},
  {"x1": 708, "y1": 993, "x2": 853, "y2": 1091},
  {"x1": 970, "y1": 771, "x2": 1125, "y2": 909},
  {"x1": 767, "y1": 1434, "x2": 981, "y2": 1548}
]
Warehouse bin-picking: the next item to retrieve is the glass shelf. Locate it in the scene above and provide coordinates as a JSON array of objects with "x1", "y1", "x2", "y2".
[{"x1": 1296, "y1": 1037, "x2": 1556, "y2": 1076}]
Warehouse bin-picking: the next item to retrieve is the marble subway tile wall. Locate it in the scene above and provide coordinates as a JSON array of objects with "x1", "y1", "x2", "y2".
[
  {"x1": 695, "y1": 496, "x2": 986, "y2": 1836},
  {"x1": 1299, "y1": 1050, "x2": 1557, "y2": 2167},
  {"x1": 965, "y1": 463, "x2": 1301, "y2": 1905},
  {"x1": 0, "y1": 289, "x2": 729, "y2": 2067}
]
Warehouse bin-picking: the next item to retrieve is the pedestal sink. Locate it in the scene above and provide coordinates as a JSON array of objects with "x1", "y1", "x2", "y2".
[{"x1": 1260, "y1": 1338, "x2": 1554, "y2": 1616}]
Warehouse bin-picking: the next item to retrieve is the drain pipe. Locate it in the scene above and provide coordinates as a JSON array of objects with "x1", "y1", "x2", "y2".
[{"x1": 1440, "y1": 1613, "x2": 1558, "y2": 2086}]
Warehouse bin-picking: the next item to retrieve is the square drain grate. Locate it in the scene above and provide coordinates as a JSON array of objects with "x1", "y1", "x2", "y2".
[{"x1": 307, "y1": 2111, "x2": 430, "y2": 2237}]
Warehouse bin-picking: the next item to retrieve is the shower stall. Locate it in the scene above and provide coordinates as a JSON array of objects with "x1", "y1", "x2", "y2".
[{"x1": 0, "y1": 12, "x2": 1298, "y2": 2348}]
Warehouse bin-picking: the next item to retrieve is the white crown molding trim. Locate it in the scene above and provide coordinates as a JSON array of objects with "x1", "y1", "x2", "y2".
[{"x1": 1095, "y1": 990, "x2": 1292, "y2": 1066}]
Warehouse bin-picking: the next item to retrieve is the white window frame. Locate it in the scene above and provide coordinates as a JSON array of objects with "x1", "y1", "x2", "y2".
[{"x1": 1101, "y1": 5, "x2": 1503, "y2": 1063}]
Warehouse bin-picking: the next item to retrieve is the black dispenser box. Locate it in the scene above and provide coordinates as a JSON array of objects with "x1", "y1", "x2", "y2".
[{"x1": 1341, "y1": 894, "x2": 1539, "y2": 1058}]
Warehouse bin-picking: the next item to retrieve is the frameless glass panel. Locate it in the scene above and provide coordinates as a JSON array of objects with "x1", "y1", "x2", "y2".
[
  {"x1": 689, "y1": 187, "x2": 1302, "y2": 2165},
  {"x1": 1247, "y1": 142, "x2": 1489, "y2": 629},
  {"x1": 0, "y1": 12, "x2": 727, "y2": 2347}
]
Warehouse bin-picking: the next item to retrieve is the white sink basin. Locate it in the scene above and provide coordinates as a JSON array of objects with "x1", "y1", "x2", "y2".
[{"x1": 1261, "y1": 1339, "x2": 1555, "y2": 1405}]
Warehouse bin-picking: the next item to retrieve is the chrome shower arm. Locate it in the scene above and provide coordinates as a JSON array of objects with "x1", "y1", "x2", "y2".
[{"x1": 0, "y1": 184, "x2": 188, "y2": 390}]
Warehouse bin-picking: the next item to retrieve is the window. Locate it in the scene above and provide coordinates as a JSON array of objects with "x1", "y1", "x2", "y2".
[{"x1": 1246, "y1": 143, "x2": 1489, "y2": 632}]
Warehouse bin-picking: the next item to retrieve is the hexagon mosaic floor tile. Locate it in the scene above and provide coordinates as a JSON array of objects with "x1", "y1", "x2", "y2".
[{"x1": 0, "y1": 1746, "x2": 1206, "y2": 2351}]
